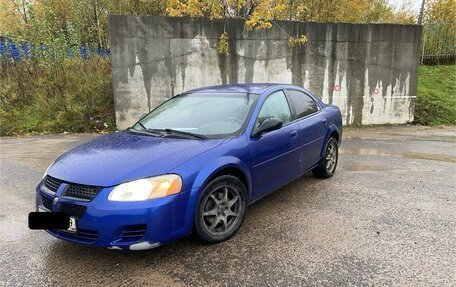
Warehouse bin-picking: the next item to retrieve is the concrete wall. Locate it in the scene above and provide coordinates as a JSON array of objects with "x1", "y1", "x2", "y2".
[{"x1": 109, "y1": 15, "x2": 422, "y2": 129}]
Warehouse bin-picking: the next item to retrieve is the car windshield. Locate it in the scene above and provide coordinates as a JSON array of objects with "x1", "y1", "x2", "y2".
[{"x1": 134, "y1": 92, "x2": 260, "y2": 139}]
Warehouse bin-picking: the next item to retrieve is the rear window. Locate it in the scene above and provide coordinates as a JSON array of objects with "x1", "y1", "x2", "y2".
[{"x1": 286, "y1": 90, "x2": 319, "y2": 119}]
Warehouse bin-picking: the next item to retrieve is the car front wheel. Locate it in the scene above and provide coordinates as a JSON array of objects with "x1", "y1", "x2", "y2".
[{"x1": 194, "y1": 175, "x2": 247, "y2": 243}]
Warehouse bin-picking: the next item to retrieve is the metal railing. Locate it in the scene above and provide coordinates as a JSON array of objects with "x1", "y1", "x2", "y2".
[
  {"x1": 0, "y1": 37, "x2": 110, "y2": 62},
  {"x1": 421, "y1": 22, "x2": 456, "y2": 64}
]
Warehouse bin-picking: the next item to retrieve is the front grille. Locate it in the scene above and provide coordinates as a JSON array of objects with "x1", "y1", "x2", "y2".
[
  {"x1": 40, "y1": 194, "x2": 87, "y2": 218},
  {"x1": 44, "y1": 176, "x2": 62, "y2": 193},
  {"x1": 116, "y1": 225, "x2": 147, "y2": 243},
  {"x1": 43, "y1": 175, "x2": 103, "y2": 201},
  {"x1": 41, "y1": 194, "x2": 53, "y2": 210},
  {"x1": 59, "y1": 203, "x2": 87, "y2": 219},
  {"x1": 63, "y1": 183, "x2": 102, "y2": 201},
  {"x1": 49, "y1": 228, "x2": 99, "y2": 244}
]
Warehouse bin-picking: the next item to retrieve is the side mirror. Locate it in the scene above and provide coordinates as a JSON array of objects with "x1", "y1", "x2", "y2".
[
  {"x1": 253, "y1": 118, "x2": 283, "y2": 137},
  {"x1": 139, "y1": 113, "x2": 147, "y2": 120}
]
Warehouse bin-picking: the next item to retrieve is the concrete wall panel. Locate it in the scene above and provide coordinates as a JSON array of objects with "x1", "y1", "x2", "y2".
[{"x1": 109, "y1": 16, "x2": 422, "y2": 129}]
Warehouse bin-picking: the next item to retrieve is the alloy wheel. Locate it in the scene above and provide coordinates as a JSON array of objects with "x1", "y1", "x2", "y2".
[
  {"x1": 325, "y1": 140, "x2": 338, "y2": 173},
  {"x1": 202, "y1": 186, "x2": 241, "y2": 235}
]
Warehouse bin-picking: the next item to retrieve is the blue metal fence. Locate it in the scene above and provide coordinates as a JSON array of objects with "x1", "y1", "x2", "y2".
[{"x1": 0, "y1": 37, "x2": 110, "y2": 61}]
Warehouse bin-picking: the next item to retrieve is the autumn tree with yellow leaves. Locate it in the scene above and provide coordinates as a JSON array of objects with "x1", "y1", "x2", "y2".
[
  {"x1": 167, "y1": 0, "x2": 309, "y2": 53},
  {"x1": 0, "y1": 0, "x2": 422, "y2": 55}
]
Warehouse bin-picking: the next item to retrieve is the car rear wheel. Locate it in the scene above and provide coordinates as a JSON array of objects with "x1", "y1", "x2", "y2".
[
  {"x1": 194, "y1": 175, "x2": 247, "y2": 243},
  {"x1": 312, "y1": 137, "x2": 338, "y2": 178}
]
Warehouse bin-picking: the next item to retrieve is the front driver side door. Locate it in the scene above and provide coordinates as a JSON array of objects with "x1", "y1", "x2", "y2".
[{"x1": 248, "y1": 90, "x2": 301, "y2": 200}]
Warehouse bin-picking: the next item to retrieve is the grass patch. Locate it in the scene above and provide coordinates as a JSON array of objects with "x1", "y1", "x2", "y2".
[
  {"x1": 0, "y1": 58, "x2": 115, "y2": 136},
  {"x1": 415, "y1": 64, "x2": 456, "y2": 126}
]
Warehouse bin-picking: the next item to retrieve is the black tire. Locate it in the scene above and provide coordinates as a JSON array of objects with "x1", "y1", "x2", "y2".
[
  {"x1": 312, "y1": 137, "x2": 339, "y2": 178},
  {"x1": 194, "y1": 175, "x2": 247, "y2": 244}
]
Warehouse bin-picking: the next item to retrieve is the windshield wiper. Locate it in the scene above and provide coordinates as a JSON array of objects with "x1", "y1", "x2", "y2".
[
  {"x1": 130, "y1": 126, "x2": 207, "y2": 140},
  {"x1": 163, "y1": 128, "x2": 207, "y2": 140},
  {"x1": 127, "y1": 124, "x2": 161, "y2": 136},
  {"x1": 138, "y1": 122, "x2": 148, "y2": 130}
]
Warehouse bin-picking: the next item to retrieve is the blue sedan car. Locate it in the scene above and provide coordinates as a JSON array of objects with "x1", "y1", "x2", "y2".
[{"x1": 37, "y1": 83, "x2": 342, "y2": 250}]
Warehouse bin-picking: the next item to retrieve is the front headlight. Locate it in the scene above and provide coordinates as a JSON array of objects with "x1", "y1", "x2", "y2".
[{"x1": 108, "y1": 174, "x2": 183, "y2": 202}]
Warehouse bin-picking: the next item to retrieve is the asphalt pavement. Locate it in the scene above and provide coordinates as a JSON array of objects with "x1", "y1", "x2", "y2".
[{"x1": 0, "y1": 126, "x2": 455, "y2": 286}]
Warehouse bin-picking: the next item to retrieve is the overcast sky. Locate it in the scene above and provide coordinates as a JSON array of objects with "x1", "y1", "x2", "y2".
[{"x1": 388, "y1": 0, "x2": 423, "y2": 12}]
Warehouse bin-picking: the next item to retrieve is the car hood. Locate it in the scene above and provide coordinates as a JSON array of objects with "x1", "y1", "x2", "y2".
[{"x1": 47, "y1": 131, "x2": 225, "y2": 187}]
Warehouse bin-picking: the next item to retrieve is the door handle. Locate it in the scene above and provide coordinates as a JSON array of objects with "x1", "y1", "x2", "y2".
[
  {"x1": 322, "y1": 118, "x2": 327, "y2": 124},
  {"x1": 290, "y1": 130, "x2": 298, "y2": 137}
]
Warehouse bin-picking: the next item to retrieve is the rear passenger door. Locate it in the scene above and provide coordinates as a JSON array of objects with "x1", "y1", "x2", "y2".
[{"x1": 285, "y1": 89, "x2": 327, "y2": 173}]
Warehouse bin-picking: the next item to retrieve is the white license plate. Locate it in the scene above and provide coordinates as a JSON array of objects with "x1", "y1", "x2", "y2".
[{"x1": 38, "y1": 207, "x2": 77, "y2": 233}]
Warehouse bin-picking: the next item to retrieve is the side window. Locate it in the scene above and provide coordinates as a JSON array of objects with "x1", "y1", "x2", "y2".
[
  {"x1": 286, "y1": 89, "x2": 319, "y2": 119},
  {"x1": 256, "y1": 90, "x2": 291, "y2": 128}
]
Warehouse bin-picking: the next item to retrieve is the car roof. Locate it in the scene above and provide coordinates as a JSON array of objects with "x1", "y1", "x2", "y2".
[{"x1": 184, "y1": 83, "x2": 305, "y2": 94}]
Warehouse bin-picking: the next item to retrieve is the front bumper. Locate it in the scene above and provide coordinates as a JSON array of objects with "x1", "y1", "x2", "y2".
[{"x1": 36, "y1": 183, "x2": 194, "y2": 250}]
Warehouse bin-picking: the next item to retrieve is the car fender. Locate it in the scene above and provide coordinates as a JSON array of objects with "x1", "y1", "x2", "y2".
[
  {"x1": 191, "y1": 156, "x2": 252, "y2": 197},
  {"x1": 319, "y1": 124, "x2": 341, "y2": 158}
]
